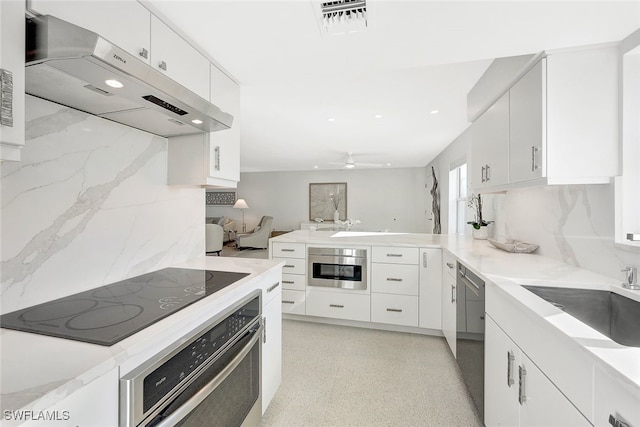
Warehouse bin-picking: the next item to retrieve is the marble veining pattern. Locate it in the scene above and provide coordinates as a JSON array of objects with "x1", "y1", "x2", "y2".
[{"x1": 0, "y1": 96, "x2": 203, "y2": 314}]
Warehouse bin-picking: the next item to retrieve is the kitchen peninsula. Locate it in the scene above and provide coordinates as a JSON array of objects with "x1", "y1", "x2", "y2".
[{"x1": 269, "y1": 230, "x2": 640, "y2": 426}]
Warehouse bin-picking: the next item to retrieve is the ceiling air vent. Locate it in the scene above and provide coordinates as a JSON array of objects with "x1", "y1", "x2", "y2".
[{"x1": 317, "y1": 0, "x2": 368, "y2": 35}]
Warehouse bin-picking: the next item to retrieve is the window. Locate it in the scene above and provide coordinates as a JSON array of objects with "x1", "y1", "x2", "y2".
[{"x1": 449, "y1": 162, "x2": 467, "y2": 235}]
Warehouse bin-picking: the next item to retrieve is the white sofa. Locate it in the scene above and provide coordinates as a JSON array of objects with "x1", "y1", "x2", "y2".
[
  {"x1": 205, "y1": 224, "x2": 224, "y2": 255},
  {"x1": 206, "y1": 216, "x2": 235, "y2": 242}
]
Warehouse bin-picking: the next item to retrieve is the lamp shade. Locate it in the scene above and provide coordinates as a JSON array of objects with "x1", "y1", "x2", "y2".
[{"x1": 233, "y1": 199, "x2": 249, "y2": 209}]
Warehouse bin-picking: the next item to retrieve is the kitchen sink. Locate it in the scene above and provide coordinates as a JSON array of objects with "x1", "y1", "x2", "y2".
[{"x1": 522, "y1": 286, "x2": 640, "y2": 347}]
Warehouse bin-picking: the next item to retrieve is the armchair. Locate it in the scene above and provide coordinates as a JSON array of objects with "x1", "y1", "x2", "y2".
[
  {"x1": 205, "y1": 224, "x2": 224, "y2": 255},
  {"x1": 236, "y1": 216, "x2": 273, "y2": 249}
]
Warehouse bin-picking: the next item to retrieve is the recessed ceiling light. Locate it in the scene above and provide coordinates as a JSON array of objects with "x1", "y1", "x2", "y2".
[
  {"x1": 328, "y1": 118, "x2": 335, "y2": 122},
  {"x1": 191, "y1": 119, "x2": 203, "y2": 125},
  {"x1": 374, "y1": 114, "x2": 382, "y2": 119},
  {"x1": 386, "y1": 163, "x2": 392, "y2": 167},
  {"x1": 314, "y1": 165, "x2": 319, "y2": 169},
  {"x1": 430, "y1": 110, "x2": 439, "y2": 115},
  {"x1": 105, "y1": 79, "x2": 123, "y2": 88}
]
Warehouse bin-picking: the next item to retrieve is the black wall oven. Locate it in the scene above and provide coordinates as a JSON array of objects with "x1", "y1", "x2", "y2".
[
  {"x1": 307, "y1": 247, "x2": 367, "y2": 290},
  {"x1": 120, "y1": 290, "x2": 262, "y2": 427}
]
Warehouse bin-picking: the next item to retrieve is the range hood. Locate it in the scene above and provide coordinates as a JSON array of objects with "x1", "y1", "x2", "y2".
[{"x1": 25, "y1": 15, "x2": 233, "y2": 137}]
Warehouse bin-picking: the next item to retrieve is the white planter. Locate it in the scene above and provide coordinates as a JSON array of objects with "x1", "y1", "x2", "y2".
[
  {"x1": 472, "y1": 226, "x2": 489, "y2": 240},
  {"x1": 333, "y1": 210, "x2": 340, "y2": 222}
]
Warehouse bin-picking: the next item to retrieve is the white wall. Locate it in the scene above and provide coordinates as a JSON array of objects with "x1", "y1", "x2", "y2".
[
  {"x1": 207, "y1": 168, "x2": 430, "y2": 233},
  {"x1": 0, "y1": 96, "x2": 204, "y2": 314}
]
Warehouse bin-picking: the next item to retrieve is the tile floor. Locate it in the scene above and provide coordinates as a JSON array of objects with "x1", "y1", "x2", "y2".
[{"x1": 260, "y1": 320, "x2": 483, "y2": 427}]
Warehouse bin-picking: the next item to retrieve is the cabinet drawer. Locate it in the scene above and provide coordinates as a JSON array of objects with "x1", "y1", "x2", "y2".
[
  {"x1": 260, "y1": 269, "x2": 283, "y2": 306},
  {"x1": 276, "y1": 257, "x2": 305, "y2": 275},
  {"x1": 371, "y1": 264, "x2": 419, "y2": 295},
  {"x1": 272, "y1": 242, "x2": 305, "y2": 259},
  {"x1": 281, "y1": 273, "x2": 305, "y2": 291},
  {"x1": 371, "y1": 294, "x2": 418, "y2": 327},
  {"x1": 443, "y1": 250, "x2": 457, "y2": 278},
  {"x1": 281, "y1": 290, "x2": 305, "y2": 315},
  {"x1": 305, "y1": 291, "x2": 370, "y2": 322},
  {"x1": 372, "y1": 246, "x2": 419, "y2": 264}
]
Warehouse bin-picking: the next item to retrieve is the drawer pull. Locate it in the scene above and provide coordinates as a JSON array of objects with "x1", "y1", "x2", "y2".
[
  {"x1": 329, "y1": 304, "x2": 344, "y2": 308},
  {"x1": 386, "y1": 278, "x2": 403, "y2": 282},
  {"x1": 284, "y1": 265, "x2": 295, "y2": 268},
  {"x1": 281, "y1": 248, "x2": 295, "y2": 252},
  {"x1": 282, "y1": 280, "x2": 295, "y2": 284},
  {"x1": 282, "y1": 300, "x2": 295, "y2": 304},
  {"x1": 507, "y1": 351, "x2": 515, "y2": 387},
  {"x1": 386, "y1": 253, "x2": 403, "y2": 257},
  {"x1": 386, "y1": 308, "x2": 402, "y2": 313},
  {"x1": 518, "y1": 365, "x2": 527, "y2": 405},
  {"x1": 267, "y1": 282, "x2": 280, "y2": 293},
  {"x1": 609, "y1": 414, "x2": 630, "y2": 427},
  {"x1": 446, "y1": 262, "x2": 455, "y2": 269}
]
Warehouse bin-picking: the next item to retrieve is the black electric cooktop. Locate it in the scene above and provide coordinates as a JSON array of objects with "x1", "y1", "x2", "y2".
[{"x1": 0, "y1": 268, "x2": 249, "y2": 346}]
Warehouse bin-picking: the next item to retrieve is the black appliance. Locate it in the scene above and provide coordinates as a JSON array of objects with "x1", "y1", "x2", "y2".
[
  {"x1": 456, "y1": 262, "x2": 486, "y2": 420},
  {"x1": 0, "y1": 268, "x2": 249, "y2": 346}
]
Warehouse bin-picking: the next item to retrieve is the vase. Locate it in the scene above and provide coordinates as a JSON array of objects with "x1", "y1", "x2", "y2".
[
  {"x1": 333, "y1": 210, "x2": 340, "y2": 222},
  {"x1": 472, "y1": 226, "x2": 489, "y2": 240}
]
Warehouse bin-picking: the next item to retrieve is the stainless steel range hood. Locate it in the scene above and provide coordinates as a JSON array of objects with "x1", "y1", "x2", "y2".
[{"x1": 25, "y1": 15, "x2": 233, "y2": 137}]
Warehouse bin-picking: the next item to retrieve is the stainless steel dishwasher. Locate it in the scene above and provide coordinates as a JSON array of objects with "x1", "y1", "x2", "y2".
[{"x1": 456, "y1": 262, "x2": 485, "y2": 420}]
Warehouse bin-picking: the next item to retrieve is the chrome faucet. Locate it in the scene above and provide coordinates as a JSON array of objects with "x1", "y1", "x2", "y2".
[{"x1": 621, "y1": 266, "x2": 639, "y2": 290}]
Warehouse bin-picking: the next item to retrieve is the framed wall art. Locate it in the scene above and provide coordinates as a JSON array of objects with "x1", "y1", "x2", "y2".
[{"x1": 309, "y1": 182, "x2": 347, "y2": 221}]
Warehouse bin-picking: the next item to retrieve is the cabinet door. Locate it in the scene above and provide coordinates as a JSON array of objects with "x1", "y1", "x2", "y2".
[
  {"x1": 262, "y1": 291, "x2": 282, "y2": 414},
  {"x1": 209, "y1": 64, "x2": 240, "y2": 182},
  {"x1": 510, "y1": 59, "x2": 545, "y2": 183},
  {"x1": 0, "y1": 0, "x2": 25, "y2": 161},
  {"x1": 441, "y1": 266, "x2": 456, "y2": 356},
  {"x1": 29, "y1": 0, "x2": 151, "y2": 64},
  {"x1": 150, "y1": 15, "x2": 209, "y2": 100},
  {"x1": 419, "y1": 248, "x2": 442, "y2": 330},
  {"x1": 485, "y1": 316, "x2": 520, "y2": 426},
  {"x1": 472, "y1": 92, "x2": 509, "y2": 190}
]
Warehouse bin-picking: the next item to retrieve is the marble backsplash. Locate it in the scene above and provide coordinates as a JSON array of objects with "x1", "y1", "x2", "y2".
[
  {"x1": 0, "y1": 96, "x2": 204, "y2": 314},
  {"x1": 487, "y1": 184, "x2": 640, "y2": 282}
]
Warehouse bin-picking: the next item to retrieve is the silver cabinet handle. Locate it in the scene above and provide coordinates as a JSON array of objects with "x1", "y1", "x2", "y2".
[
  {"x1": 0, "y1": 69, "x2": 14, "y2": 127},
  {"x1": 609, "y1": 414, "x2": 631, "y2": 427},
  {"x1": 282, "y1": 300, "x2": 295, "y2": 304},
  {"x1": 213, "y1": 146, "x2": 220, "y2": 172},
  {"x1": 386, "y1": 308, "x2": 402, "y2": 313},
  {"x1": 284, "y1": 265, "x2": 295, "y2": 268},
  {"x1": 446, "y1": 262, "x2": 455, "y2": 269},
  {"x1": 386, "y1": 253, "x2": 403, "y2": 257},
  {"x1": 282, "y1": 280, "x2": 295, "y2": 284},
  {"x1": 486, "y1": 164, "x2": 491, "y2": 181},
  {"x1": 158, "y1": 60, "x2": 167, "y2": 71},
  {"x1": 329, "y1": 304, "x2": 344, "y2": 308},
  {"x1": 481, "y1": 166, "x2": 486, "y2": 183},
  {"x1": 531, "y1": 146, "x2": 540, "y2": 171},
  {"x1": 518, "y1": 365, "x2": 527, "y2": 405},
  {"x1": 267, "y1": 282, "x2": 280, "y2": 293},
  {"x1": 263, "y1": 316, "x2": 267, "y2": 343},
  {"x1": 386, "y1": 278, "x2": 403, "y2": 282},
  {"x1": 451, "y1": 285, "x2": 455, "y2": 303},
  {"x1": 139, "y1": 48, "x2": 148, "y2": 59},
  {"x1": 627, "y1": 233, "x2": 640, "y2": 242},
  {"x1": 507, "y1": 351, "x2": 515, "y2": 387},
  {"x1": 423, "y1": 252, "x2": 428, "y2": 268},
  {"x1": 281, "y1": 248, "x2": 295, "y2": 252}
]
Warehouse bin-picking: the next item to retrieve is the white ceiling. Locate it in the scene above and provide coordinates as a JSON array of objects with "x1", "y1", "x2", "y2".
[{"x1": 147, "y1": 0, "x2": 640, "y2": 172}]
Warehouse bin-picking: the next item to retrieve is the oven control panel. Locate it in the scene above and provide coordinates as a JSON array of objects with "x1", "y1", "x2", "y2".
[{"x1": 141, "y1": 295, "x2": 260, "y2": 413}]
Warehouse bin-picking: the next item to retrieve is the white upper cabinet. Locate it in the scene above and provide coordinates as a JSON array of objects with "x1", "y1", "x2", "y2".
[
  {"x1": 472, "y1": 45, "x2": 619, "y2": 192},
  {"x1": 471, "y1": 92, "x2": 509, "y2": 190},
  {"x1": 0, "y1": 0, "x2": 25, "y2": 161},
  {"x1": 29, "y1": 0, "x2": 152, "y2": 64},
  {"x1": 150, "y1": 16, "x2": 210, "y2": 100}
]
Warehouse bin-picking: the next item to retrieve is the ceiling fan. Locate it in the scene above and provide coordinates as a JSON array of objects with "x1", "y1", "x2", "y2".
[{"x1": 329, "y1": 152, "x2": 384, "y2": 169}]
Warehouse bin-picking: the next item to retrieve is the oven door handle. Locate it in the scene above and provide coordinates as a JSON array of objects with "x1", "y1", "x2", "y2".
[
  {"x1": 459, "y1": 273, "x2": 481, "y2": 297},
  {"x1": 151, "y1": 324, "x2": 263, "y2": 427}
]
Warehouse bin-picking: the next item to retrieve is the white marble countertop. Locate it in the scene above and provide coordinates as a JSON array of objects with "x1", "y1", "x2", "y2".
[
  {"x1": 0, "y1": 256, "x2": 283, "y2": 424},
  {"x1": 272, "y1": 230, "x2": 640, "y2": 391}
]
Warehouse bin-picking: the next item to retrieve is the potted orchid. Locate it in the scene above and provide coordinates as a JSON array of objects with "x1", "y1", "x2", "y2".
[{"x1": 467, "y1": 193, "x2": 493, "y2": 239}]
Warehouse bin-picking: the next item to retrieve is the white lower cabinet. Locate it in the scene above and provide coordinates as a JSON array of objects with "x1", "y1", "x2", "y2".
[
  {"x1": 281, "y1": 289, "x2": 306, "y2": 315},
  {"x1": 419, "y1": 248, "x2": 442, "y2": 330},
  {"x1": 485, "y1": 316, "x2": 590, "y2": 427},
  {"x1": 305, "y1": 290, "x2": 370, "y2": 322},
  {"x1": 259, "y1": 271, "x2": 282, "y2": 414},
  {"x1": 19, "y1": 368, "x2": 118, "y2": 427},
  {"x1": 371, "y1": 293, "x2": 418, "y2": 327},
  {"x1": 593, "y1": 365, "x2": 640, "y2": 427}
]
